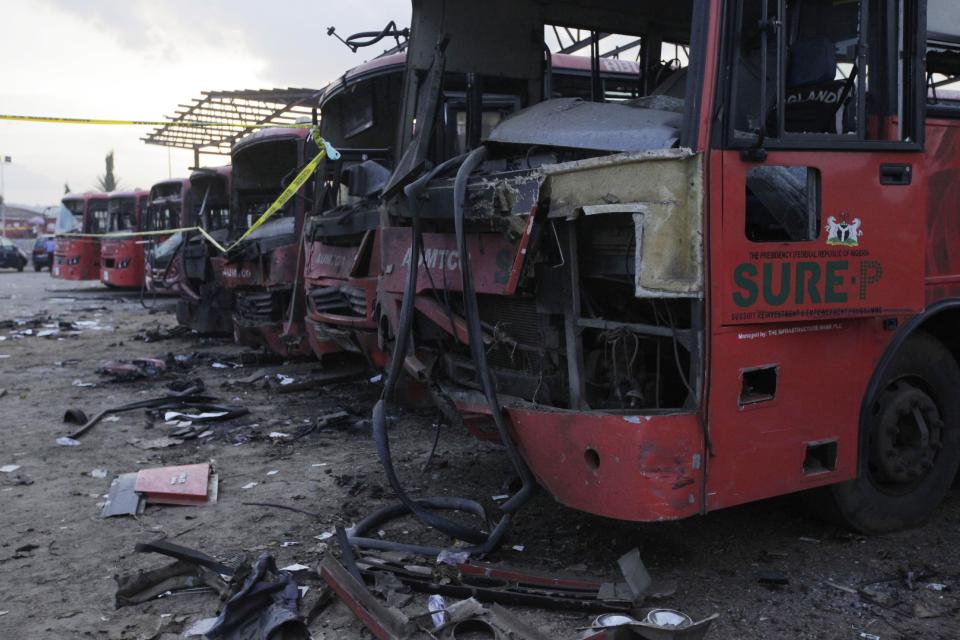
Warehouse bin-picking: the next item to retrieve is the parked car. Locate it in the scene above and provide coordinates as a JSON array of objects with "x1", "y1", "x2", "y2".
[
  {"x1": 32, "y1": 235, "x2": 54, "y2": 271},
  {"x1": 0, "y1": 237, "x2": 27, "y2": 271}
]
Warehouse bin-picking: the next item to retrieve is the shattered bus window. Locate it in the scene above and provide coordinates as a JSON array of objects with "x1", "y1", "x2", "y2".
[{"x1": 745, "y1": 166, "x2": 820, "y2": 243}]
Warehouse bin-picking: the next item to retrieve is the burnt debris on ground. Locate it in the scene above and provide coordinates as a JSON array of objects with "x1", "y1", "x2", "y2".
[{"x1": 2, "y1": 274, "x2": 959, "y2": 639}]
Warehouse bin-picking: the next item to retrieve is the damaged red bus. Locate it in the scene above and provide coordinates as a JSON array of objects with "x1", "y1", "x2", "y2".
[
  {"x1": 144, "y1": 178, "x2": 193, "y2": 295},
  {"x1": 100, "y1": 190, "x2": 149, "y2": 288},
  {"x1": 373, "y1": 0, "x2": 960, "y2": 537},
  {"x1": 305, "y1": 51, "x2": 645, "y2": 365},
  {"x1": 218, "y1": 127, "x2": 315, "y2": 357},
  {"x1": 53, "y1": 192, "x2": 108, "y2": 280}
]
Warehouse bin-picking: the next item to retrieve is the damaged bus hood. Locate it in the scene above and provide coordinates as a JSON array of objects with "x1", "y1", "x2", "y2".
[
  {"x1": 228, "y1": 215, "x2": 296, "y2": 262},
  {"x1": 486, "y1": 98, "x2": 682, "y2": 152}
]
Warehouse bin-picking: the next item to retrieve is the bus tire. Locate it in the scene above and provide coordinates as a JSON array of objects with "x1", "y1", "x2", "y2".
[{"x1": 817, "y1": 332, "x2": 960, "y2": 533}]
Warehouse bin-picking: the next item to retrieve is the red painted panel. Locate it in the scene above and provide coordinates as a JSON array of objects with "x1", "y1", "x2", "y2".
[
  {"x1": 305, "y1": 241, "x2": 357, "y2": 280},
  {"x1": 505, "y1": 407, "x2": 704, "y2": 521},
  {"x1": 381, "y1": 228, "x2": 518, "y2": 295},
  {"x1": 704, "y1": 319, "x2": 895, "y2": 510},
  {"x1": 53, "y1": 238, "x2": 101, "y2": 280},
  {"x1": 220, "y1": 260, "x2": 264, "y2": 288},
  {"x1": 100, "y1": 238, "x2": 145, "y2": 288},
  {"x1": 706, "y1": 143, "x2": 927, "y2": 510},
  {"x1": 718, "y1": 150, "x2": 925, "y2": 325},
  {"x1": 134, "y1": 463, "x2": 210, "y2": 506},
  {"x1": 265, "y1": 243, "x2": 301, "y2": 288}
]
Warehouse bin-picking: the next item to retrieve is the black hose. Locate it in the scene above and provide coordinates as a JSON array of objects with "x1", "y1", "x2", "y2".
[
  {"x1": 140, "y1": 238, "x2": 158, "y2": 310},
  {"x1": 453, "y1": 146, "x2": 535, "y2": 515},
  {"x1": 343, "y1": 21, "x2": 409, "y2": 51},
  {"x1": 371, "y1": 153, "x2": 491, "y2": 546},
  {"x1": 361, "y1": 147, "x2": 535, "y2": 555}
]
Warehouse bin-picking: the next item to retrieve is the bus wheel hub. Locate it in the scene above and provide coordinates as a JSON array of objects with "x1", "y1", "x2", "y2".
[{"x1": 872, "y1": 383, "x2": 942, "y2": 485}]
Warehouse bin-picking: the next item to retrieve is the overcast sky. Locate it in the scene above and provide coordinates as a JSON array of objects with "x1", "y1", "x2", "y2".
[{"x1": 0, "y1": 0, "x2": 410, "y2": 207}]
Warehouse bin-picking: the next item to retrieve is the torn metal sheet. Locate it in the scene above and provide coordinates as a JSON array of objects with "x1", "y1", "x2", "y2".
[
  {"x1": 101, "y1": 472, "x2": 144, "y2": 518},
  {"x1": 134, "y1": 539, "x2": 239, "y2": 576},
  {"x1": 356, "y1": 553, "x2": 634, "y2": 612},
  {"x1": 617, "y1": 548, "x2": 652, "y2": 600},
  {"x1": 487, "y1": 98, "x2": 682, "y2": 152},
  {"x1": 542, "y1": 149, "x2": 703, "y2": 297},
  {"x1": 115, "y1": 559, "x2": 228, "y2": 608},
  {"x1": 320, "y1": 556, "x2": 415, "y2": 640}
]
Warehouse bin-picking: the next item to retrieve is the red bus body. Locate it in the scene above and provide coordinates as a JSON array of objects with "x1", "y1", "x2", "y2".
[
  {"x1": 375, "y1": 0, "x2": 960, "y2": 533},
  {"x1": 100, "y1": 190, "x2": 149, "y2": 288},
  {"x1": 53, "y1": 193, "x2": 108, "y2": 280},
  {"x1": 220, "y1": 127, "x2": 314, "y2": 357},
  {"x1": 144, "y1": 178, "x2": 193, "y2": 295},
  {"x1": 303, "y1": 55, "x2": 403, "y2": 364}
]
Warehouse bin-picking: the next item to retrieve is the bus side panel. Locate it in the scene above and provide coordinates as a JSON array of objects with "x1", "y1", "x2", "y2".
[{"x1": 704, "y1": 318, "x2": 895, "y2": 511}]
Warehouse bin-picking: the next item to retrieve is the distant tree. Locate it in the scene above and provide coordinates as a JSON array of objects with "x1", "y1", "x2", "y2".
[
  {"x1": 95, "y1": 151, "x2": 121, "y2": 192},
  {"x1": 64, "y1": 182, "x2": 71, "y2": 194}
]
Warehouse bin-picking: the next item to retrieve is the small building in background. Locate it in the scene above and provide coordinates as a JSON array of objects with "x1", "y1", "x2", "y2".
[{"x1": 1, "y1": 204, "x2": 57, "y2": 237}]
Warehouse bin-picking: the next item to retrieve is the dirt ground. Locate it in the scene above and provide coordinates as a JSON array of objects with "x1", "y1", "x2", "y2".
[{"x1": 1, "y1": 269, "x2": 959, "y2": 640}]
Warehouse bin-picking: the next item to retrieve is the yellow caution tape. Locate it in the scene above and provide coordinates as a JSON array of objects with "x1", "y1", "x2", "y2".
[
  {"x1": 0, "y1": 113, "x2": 313, "y2": 129},
  {"x1": 223, "y1": 128, "x2": 339, "y2": 252},
  {"x1": 55, "y1": 127, "x2": 339, "y2": 256}
]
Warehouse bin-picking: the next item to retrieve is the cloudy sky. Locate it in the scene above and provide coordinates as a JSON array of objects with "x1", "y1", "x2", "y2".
[{"x1": 0, "y1": 0, "x2": 409, "y2": 207}]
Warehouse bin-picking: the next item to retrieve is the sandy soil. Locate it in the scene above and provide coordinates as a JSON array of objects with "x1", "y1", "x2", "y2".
[{"x1": 1, "y1": 269, "x2": 958, "y2": 639}]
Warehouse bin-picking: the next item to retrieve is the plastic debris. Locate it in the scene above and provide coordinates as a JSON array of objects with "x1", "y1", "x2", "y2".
[
  {"x1": 90, "y1": 468, "x2": 108, "y2": 478},
  {"x1": 436, "y1": 549, "x2": 470, "y2": 566},
  {"x1": 242, "y1": 482, "x2": 258, "y2": 490},
  {"x1": 183, "y1": 617, "x2": 218, "y2": 637},
  {"x1": 0, "y1": 465, "x2": 21, "y2": 473},
  {"x1": 427, "y1": 594, "x2": 447, "y2": 627},
  {"x1": 56, "y1": 437, "x2": 81, "y2": 446}
]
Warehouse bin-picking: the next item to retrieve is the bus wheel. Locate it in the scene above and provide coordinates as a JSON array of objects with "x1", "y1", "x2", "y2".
[{"x1": 821, "y1": 332, "x2": 960, "y2": 533}]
